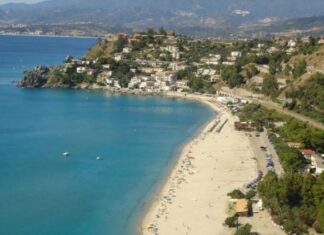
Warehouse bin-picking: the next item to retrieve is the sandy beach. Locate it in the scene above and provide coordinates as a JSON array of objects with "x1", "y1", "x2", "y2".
[{"x1": 140, "y1": 93, "x2": 258, "y2": 235}]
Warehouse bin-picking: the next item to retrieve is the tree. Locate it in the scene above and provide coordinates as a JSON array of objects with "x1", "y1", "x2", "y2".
[
  {"x1": 262, "y1": 75, "x2": 278, "y2": 96},
  {"x1": 245, "y1": 190, "x2": 256, "y2": 200},
  {"x1": 317, "y1": 201, "x2": 324, "y2": 232},
  {"x1": 228, "y1": 189, "x2": 245, "y2": 199},
  {"x1": 235, "y1": 224, "x2": 252, "y2": 235},
  {"x1": 221, "y1": 66, "x2": 244, "y2": 88},
  {"x1": 158, "y1": 26, "x2": 167, "y2": 36},
  {"x1": 224, "y1": 215, "x2": 238, "y2": 227},
  {"x1": 292, "y1": 59, "x2": 307, "y2": 79}
]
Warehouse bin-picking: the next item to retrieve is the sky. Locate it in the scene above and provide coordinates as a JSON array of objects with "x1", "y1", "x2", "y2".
[{"x1": 0, "y1": 0, "x2": 43, "y2": 4}]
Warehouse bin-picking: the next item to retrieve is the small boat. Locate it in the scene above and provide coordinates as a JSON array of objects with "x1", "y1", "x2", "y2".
[
  {"x1": 63, "y1": 152, "x2": 70, "y2": 157},
  {"x1": 96, "y1": 156, "x2": 102, "y2": 160}
]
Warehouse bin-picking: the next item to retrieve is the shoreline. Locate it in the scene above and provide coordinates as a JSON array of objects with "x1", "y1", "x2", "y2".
[
  {"x1": 139, "y1": 92, "x2": 258, "y2": 235},
  {"x1": 14, "y1": 84, "x2": 260, "y2": 234},
  {"x1": 134, "y1": 92, "x2": 218, "y2": 235}
]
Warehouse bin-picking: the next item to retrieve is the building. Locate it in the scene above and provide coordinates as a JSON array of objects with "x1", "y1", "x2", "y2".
[
  {"x1": 231, "y1": 51, "x2": 242, "y2": 58},
  {"x1": 311, "y1": 155, "x2": 324, "y2": 175},
  {"x1": 128, "y1": 77, "x2": 141, "y2": 89},
  {"x1": 234, "y1": 122, "x2": 255, "y2": 131},
  {"x1": 122, "y1": 47, "x2": 132, "y2": 54},
  {"x1": 222, "y1": 61, "x2": 235, "y2": 66},
  {"x1": 236, "y1": 199, "x2": 249, "y2": 216},
  {"x1": 114, "y1": 53, "x2": 123, "y2": 62},
  {"x1": 76, "y1": 67, "x2": 86, "y2": 74},
  {"x1": 287, "y1": 142, "x2": 302, "y2": 149},
  {"x1": 217, "y1": 96, "x2": 239, "y2": 104},
  {"x1": 300, "y1": 149, "x2": 317, "y2": 160},
  {"x1": 288, "y1": 40, "x2": 297, "y2": 48},
  {"x1": 256, "y1": 64, "x2": 270, "y2": 74}
]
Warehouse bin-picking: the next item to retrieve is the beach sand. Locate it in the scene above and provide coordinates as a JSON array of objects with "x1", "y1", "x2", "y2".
[{"x1": 140, "y1": 93, "x2": 257, "y2": 235}]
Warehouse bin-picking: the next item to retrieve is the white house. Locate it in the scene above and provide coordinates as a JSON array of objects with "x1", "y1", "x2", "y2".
[
  {"x1": 311, "y1": 155, "x2": 324, "y2": 175},
  {"x1": 175, "y1": 80, "x2": 189, "y2": 91},
  {"x1": 288, "y1": 40, "x2": 297, "y2": 48},
  {"x1": 123, "y1": 47, "x2": 132, "y2": 54},
  {"x1": 76, "y1": 67, "x2": 87, "y2": 74},
  {"x1": 102, "y1": 64, "x2": 111, "y2": 70},
  {"x1": 128, "y1": 77, "x2": 141, "y2": 89},
  {"x1": 114, "y1": 53, "x2": 123, "y2": 62},
  {"x1": 231, "y1": 51, "x2": 242, "y2": 58},
  {"x1": 216, "y1": 96, "x2": 239, "y2": 104},
  {"x1": 222, "y1": 61, "x2": 235, "y2": 66}
]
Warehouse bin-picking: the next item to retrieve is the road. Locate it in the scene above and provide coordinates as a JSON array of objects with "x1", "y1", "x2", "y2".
[
  {"x1": 253, "y1": 98, "x2": 324, "y2": 130},
  {"x1": 219, "y1": 87, "x2": 324, "y2": 130}
]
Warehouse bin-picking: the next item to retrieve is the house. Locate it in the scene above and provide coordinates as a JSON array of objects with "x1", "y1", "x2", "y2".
[
  {"x1": 166, "y1": 45, "x2": 180, "y2": 59},
  {"x1": 268, "y1": 47, "x2": 280, "y2": 53},
  {"x1": 175, "y1": 80, "x2": 189, "y2": 91},
  {"x1": 231, "y1": 51, "x2": 242, "y2": 58},
  {"x1": 319, "y1": 38, "x2": 324, "y2": 44},
  {"x1": 256, "y1": 64, "x2": 270, "y2": 74},
  {"x1": 301, "y1": 36, "x2": 311, "y2": 43},
  {"x1": 114, "y1": 53, "x2": 123, "y2": 62},
  {"x1": 86, "y1": 69, "x2": 96, "y2": 76},
  {"x1": 123, "y1": 47, "x2": 132, "y2": 54},
  {"x1": 128, "y1": 77, "x2": 141, "y2": 89},
  {"x1": 300, "y1": 149, "x2": 317, "y2": 160},
  {"x1": 76, "y1": 67, "x2": 87, "y2": 74},
  {"x1": 217, "y1": 96, "x2": 239, "y2": 104},
  {"x1": 210, "y1": 74, "x2": 221, "y2": 82},
  {"x1": 102, "y1": 64, "x2": 111, "y2": 70},
  {"x1": 286, "y1": 47, "x2": 297, "y2": 54},
  {"x1": 287, "y1": 142, "x2": 302, "y2": 149},
  {"x1": 311, "y1": 155, "x2": 324, "y2": 175},
  {"x1": 222, "y1": 61, "x2": 235, "y2": 66},
  {"x1": 288, "y1": 40, "x2": 297, "y2": 48},
  {"x1": 257, "y1": 43, "x2": 265, "y2": 49},
  {"x1": 71, "y1": 58, "x2": 83, "y2": 65},
  {"x1": 236, "y1": 199, "x2": 249, "y2": 216},
  {"x1": 234, "y1": 122, "x2": 255, "y2": 131},
  {"x1": 139, "y1": 67, "x2": 164, "y2": 74}
]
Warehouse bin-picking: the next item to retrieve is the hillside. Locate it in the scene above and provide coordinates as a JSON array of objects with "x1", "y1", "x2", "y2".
[
  {"x1": 85, "y1": 37, "x2": 117, "y2": 60},
  {"x1": 1, "y1": 0, "x2": 324, "y2": 37}
]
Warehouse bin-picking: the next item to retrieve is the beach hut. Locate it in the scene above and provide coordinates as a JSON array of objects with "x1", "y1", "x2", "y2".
[{"x1": 236, "y1": 199, "x2": 249, "y2": 217}]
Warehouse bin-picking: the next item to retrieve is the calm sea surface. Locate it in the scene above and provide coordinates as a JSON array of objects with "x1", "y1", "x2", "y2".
[{"x1": 0, "y1": 35, "x2": 214, "y2": 235}]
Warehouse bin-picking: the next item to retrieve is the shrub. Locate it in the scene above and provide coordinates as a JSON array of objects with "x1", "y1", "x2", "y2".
[
  {"x1": 228, "y1": 189, "x2": 245, "y2": 199},
  {"x1": 235, "y1": 223, "x2": 252, "y2": 235},
  {"x1": 224, "y1": 215, "x2": 238, "y2": 227}
]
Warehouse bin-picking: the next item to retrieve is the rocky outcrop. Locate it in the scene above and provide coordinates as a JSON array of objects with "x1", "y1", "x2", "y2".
[{"x1": 19, "y1": 65, "x2": 50, "y2": 88}]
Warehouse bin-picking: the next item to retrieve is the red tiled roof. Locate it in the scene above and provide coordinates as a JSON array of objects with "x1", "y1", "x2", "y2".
[{"x1": 300, "y1": 149, "x2": 316, "y2": 155}]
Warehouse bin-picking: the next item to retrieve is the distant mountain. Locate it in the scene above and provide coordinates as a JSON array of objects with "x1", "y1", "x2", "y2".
[{"x1": 1, "y1": 0, "x2": 324, "y2": 37}]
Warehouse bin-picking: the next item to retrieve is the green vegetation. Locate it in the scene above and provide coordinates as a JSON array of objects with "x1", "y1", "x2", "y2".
[
  {"x1": 292, "y1": 59, "x2": 307, "y2": 79},
  {"x1": 268, "y1": 133, "x2": 306, "y2": 172},
  {"x1": 277, "y1": 119, "x2": 324, "y2": 153},
  {"x1": 235, "y1": 224, "x2": 252, "y2": 235},
  {"x1": 227, "y1": 189, "x2": 245, "y2": 199},
  {"x1": 286, "y1": 73, "x2": 324, "y2": 123},
  {"x1": 238, "y1": 103, "x2": 324, "y2": 172},
  {"x1": 258, "y1": 172, "x2": 324, "y2": 234},
  {"x1": 221, "y1": 66, "x2": 244, "y2": 88},
  {"x1": 261, "y1": 75, "x2": 279, "y2": 96},
  {"x1": 245, "y1": 190, "x2": 256, "y2": 200},
  {"x1": 224, "y1": 215, "x2": 238, "y2": 228}
]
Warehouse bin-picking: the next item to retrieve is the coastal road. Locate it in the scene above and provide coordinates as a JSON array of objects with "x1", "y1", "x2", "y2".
[
  {"x1": 221, "y1": 87, "x2": 324, "y2": 130},
  {"x1": 252, "y1": 98, "x2": 324, "y2": 131}
]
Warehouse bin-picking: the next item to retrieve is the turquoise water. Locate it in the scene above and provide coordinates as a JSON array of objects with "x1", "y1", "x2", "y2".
[{"x1": 0, "y1": 36, "x2": 214, "y2": 235}]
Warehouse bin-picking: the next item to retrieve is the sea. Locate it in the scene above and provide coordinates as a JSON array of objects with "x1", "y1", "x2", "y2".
[{"x1": 0, "y1": 35, "x2": 214, "y2": 235}]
